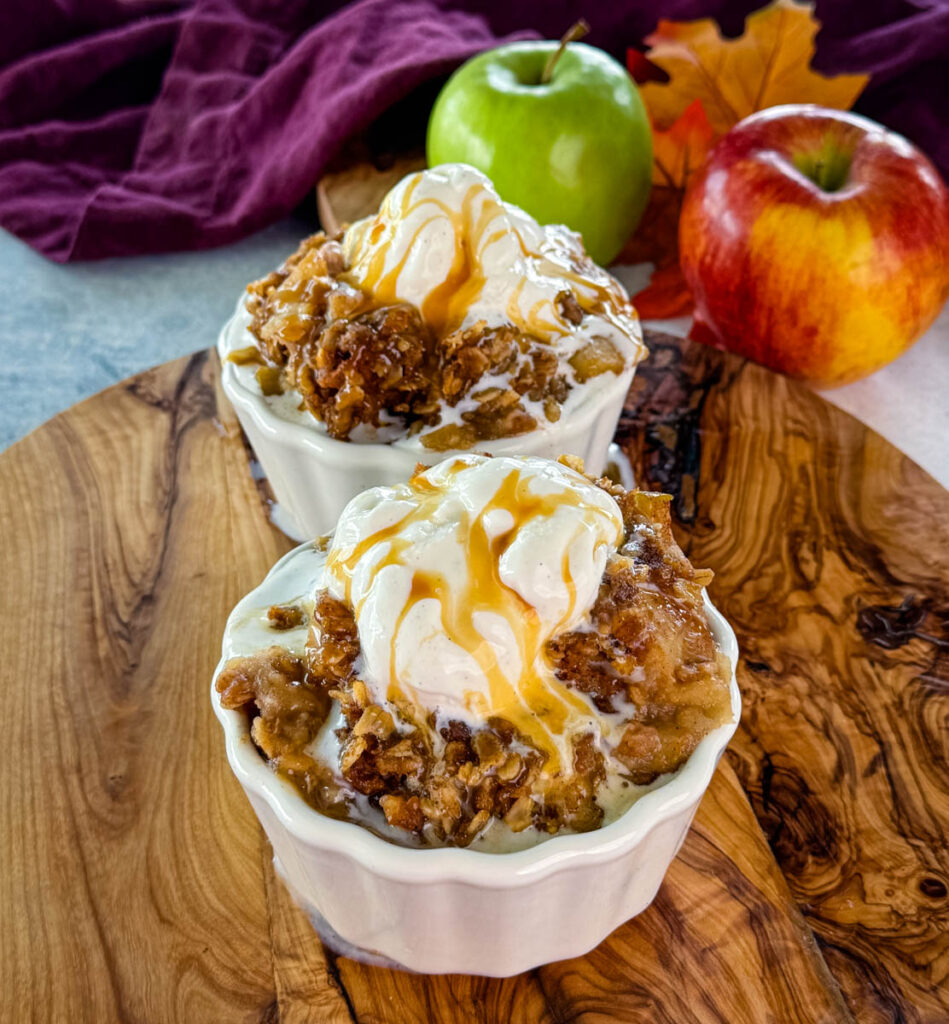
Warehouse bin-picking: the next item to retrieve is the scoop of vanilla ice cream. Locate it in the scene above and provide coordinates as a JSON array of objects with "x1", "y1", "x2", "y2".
[
  {"x1": 341, "y1": 163, "x2": 643, "y2": 365},
  {"x1": 324, "y1": 455, "x2": 624, "y2": 762}
]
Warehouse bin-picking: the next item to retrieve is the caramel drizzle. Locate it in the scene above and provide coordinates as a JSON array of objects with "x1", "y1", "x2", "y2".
[
  {"x1": 342, "y1": 173, "x2": 639, "y2": 348},
  {"x1": 326, "y1": 465, "x2": 620, "y2": 771}
]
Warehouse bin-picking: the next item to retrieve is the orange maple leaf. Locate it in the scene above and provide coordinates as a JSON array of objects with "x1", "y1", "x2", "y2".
[
  {"x1": 650, "y1": 97, "x2": 715, "y2": 189},
  {"x1": 622, "y1": 0, "x2": 871, "y2": 317},
  {"x1": 620, "y1": 101, "x2": 715, "y2": 317},
  {"x1": 627, "y1": 262, "x2": 695, "y2": 320},
  {"x1": 639, "y1": 0, "x2": 869, "y2": 135},
  {"x1": 618, "y1": 101, "x2": 713, "y2": 263}
]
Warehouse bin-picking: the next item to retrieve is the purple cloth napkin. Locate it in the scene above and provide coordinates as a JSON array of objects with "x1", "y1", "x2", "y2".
[{"x1": 0, "y1": 0, "x2": 945, "y2": 262}]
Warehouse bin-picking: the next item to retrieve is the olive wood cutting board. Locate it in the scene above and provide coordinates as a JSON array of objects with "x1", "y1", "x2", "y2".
[
  {"x1": 1, "y1": 125, "x2": 946, "y2": 1024},
  {"x1": 2, "y1": 321, "x2": 947, "y2": 1021}
]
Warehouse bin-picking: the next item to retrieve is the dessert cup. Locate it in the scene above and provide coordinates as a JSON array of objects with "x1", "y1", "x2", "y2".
[
  {"x1": 211, "y1": 541, "x2": 740, "y2": 976},
  {"x1": 218, "y1": 163, "x2": 645, "y2": 538}
]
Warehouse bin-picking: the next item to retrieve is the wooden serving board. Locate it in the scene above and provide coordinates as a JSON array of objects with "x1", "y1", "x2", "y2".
[{"x1": 2, "y1": 327, "x2": 947, "y2": 1022}]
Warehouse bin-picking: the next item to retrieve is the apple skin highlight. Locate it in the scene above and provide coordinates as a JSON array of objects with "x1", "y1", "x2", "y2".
[{"x1": 679, "y1": 105, "x2": 949, "y2": 386}]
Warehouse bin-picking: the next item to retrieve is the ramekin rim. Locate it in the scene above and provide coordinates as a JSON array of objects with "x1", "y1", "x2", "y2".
[{"x1": 212, "y1": 543, "x2": 741, "y2": 888}]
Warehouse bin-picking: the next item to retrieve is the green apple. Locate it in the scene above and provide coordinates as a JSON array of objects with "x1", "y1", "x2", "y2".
[{"x1": 426, "y1": 36, "x2": 652, "y2": 265}]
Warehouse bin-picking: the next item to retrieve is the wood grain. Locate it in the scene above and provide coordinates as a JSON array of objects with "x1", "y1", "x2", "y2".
[
  {"x1": 619, "y1": 334, "x2": 949, "y2": 1022},
  {"x1": 0, "y1": 355, "x2": 292, "y2": 1023},
  {"x1": 0, "y1": 340, "x2": 881, "y2": 1022}
]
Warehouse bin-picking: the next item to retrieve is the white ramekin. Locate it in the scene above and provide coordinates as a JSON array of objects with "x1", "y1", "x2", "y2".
[
  {"x1": 217, "y1": 301, "x2": 638, "y2": 539},
  {"x1": 211, "y1": 543, "x2": 741, "y2": 977}
]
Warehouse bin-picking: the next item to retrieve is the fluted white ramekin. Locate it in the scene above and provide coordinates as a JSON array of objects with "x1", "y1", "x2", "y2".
[
  {"x1": 217, "y1": 301, "x2": 638, "y2": 539},
  {"x1": 211, "y1": 543, "x2": 741, "y2": 976}
]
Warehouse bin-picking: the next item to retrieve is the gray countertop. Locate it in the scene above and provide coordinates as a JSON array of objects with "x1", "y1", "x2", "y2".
[
  {"x1": 0, "y1": 221, "x2": 305, "y2": 450},
  {"x1": 2, "y1": 223, "x2": 946, "y2": 490}
]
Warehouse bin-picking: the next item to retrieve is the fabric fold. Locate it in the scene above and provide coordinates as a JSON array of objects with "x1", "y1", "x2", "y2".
[{"x1": 0, "y1": 0, "x2": 944, "y2": 261}]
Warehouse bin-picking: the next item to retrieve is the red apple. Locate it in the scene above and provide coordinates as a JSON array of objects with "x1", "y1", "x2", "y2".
[{"x1": 679, "y1": 105, "x2": 949, "y2": 386}]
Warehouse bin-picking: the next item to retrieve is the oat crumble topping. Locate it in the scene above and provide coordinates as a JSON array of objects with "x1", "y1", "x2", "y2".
[{"x1": 237, "y1": 232, "x2": 625, "y2": 448}]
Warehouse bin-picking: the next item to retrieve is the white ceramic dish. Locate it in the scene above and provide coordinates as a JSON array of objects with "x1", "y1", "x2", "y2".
[
  {"x1": 211, "y1": 543, "x2": 741, "y2": 977},
  {"x1": 217, "y1": 301, "x2": 637, "y2": 539}
]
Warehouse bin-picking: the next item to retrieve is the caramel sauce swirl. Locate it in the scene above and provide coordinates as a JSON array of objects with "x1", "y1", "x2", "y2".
[
  {"x1": 341, "y1": 165, "x2": 643, "y2": 356},
  {"x1": 325, "y1": 456, "x2": 624, "y2": 770}
]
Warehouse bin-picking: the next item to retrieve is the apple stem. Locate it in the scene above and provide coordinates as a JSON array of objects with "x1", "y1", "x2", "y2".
[
  {"x1": 814, "y1": 160, "x2": 830, "y2": 189},
  {"x1": 541, "y1": 19, "x2": 590, "y2": 84},
  {"x1": 792, "y1": 142, "x2": 853, "y2": 193}
]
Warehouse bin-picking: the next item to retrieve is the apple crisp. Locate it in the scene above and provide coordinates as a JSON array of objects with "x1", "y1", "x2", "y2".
[
  {"x1": 238, "y1": 231, "x2": 597, "y2": 448},
  {"x1": 216, "y1": 470, "x2": 733, "y2": 848}
]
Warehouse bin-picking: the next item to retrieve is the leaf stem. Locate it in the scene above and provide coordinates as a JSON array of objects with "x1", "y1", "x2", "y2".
[{"x1": 541, "y1": 19, "x2": 590, "y2": 84}]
